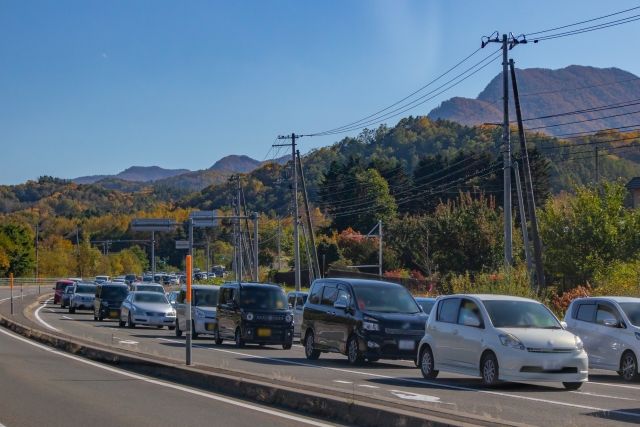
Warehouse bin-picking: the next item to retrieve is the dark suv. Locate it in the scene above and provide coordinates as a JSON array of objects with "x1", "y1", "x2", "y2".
[
  {"x1": 302, "y1": 278, "x2": 427, "y2": 364},
  {"x1": 216, "y1": 282, "x2": 293, "y2": 349},
  {"x1": 94, "y1": 283, "x2": 129, "y2": 321}
]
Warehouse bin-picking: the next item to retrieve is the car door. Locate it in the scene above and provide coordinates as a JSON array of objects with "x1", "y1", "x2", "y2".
[
  {"x1": 328, "y1": 286, "x2": 353, "y2": 353},
  {"x1": 431, "y1": 298, "x2": 461, "y2": 367},
  {"x1": 317, "y1": 285, "x2": 337, "y2": 348},
  {"x1": 218, "y1": 287, "x2": 236, "y2": 338},
  {"x1": 176, "y1": 290, "x2": 187, "y2": 331},
  {"x1": 121, "y1": 294, "x2": 131, "y2": 321},
  {"x1": 302, "y1": 282, "x2": 325, "y2": 348},
  {"x1": 455, "y1": 298, "x2": 485, "y2": 369},
  {"x1": 593, "y1": 302, "x2": 624, "y2": 370},
  {"x1": 569, "y1": 302, "x2": 597, "y2": 365}
]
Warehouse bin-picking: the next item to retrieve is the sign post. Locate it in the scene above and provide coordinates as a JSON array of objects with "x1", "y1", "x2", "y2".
[
  {"x1": 10, "y1": 273, "x2": 14, "y2": 315},
  {"x1": 185, "y1": 254, "x2": 192, "y2": 365},
  {"x1": 130, "y1": 218, "x2": 178, "y2": 279}
]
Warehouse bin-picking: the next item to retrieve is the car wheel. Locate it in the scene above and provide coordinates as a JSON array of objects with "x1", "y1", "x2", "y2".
[
  {"x1": 304, "y1": 331, "x2": 320, "y2": 360},
  {"x1": 481, "y1": 352, "x2": 500, "y2": 386},
  {"x1": 93, "y1": 311, "x2": 98, "y2": 321},
  {"x1": 563, "y1": 382, "x2": 583, "y2": 390},
  {"x1": 69, "y1": 306, "x2": 75, "y2": 314},
  {"x1": 175, "y1": 320, "x2": 183, "y2": 337},
  {"x1": 214, "y1": 328, "x2": 223, "y2": 345},
  {"x1": 118, "y1": 318, "x2": 126, "y2": 328},
  {"x1": 127, "y1": 313, "x2": 135, "y2": 329},
  {"x1": 234, "y1": 328, "x2": 245, "y2": 348},
  {"x1": 419, "y1": 346, "x2": 439, "y2": 379},
  {"x1": 156, "y1": 325, "x2": 163, "y2": 329},
  {"x1": 347, "y1": 335, "x2": 364, "y2": 365},
  {"x1": 282, "y1": 341, "x2": 292, "y2": 350},
  {"x1": 192, "y1": 322, "x2": 199, "y2": 340},
  {"x1": 620, "y1": 351, "x2": 639, "y2": 382},
  {"x1": 168, "y1": 326, "x2": 175, "y2": 331}
]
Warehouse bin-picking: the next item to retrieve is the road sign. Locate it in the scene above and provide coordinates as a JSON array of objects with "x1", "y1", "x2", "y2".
[
  {"x1": 175, "y1": 240, "x2": 189, "y2": 250},
  {"x1": 189, "y1": 210, "x2": 220, "y2": 227},
  {"x1": 131, "y1": 218, "x2": 177, "y2": 232}
]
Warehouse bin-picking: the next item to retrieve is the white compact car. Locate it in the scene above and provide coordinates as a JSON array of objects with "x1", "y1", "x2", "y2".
[
  {"x1": 119, "y1": 291, "x2": 176, "y2": 329},
  {"x1": 69, "y1": 282, "x2": 97, "y2": 313},
  {"x1": 417, "y1": 294, "x2": 588, "y2": 389},
  {"x1": 565, "y1": 296, "x2": 640, "y2": 381}
]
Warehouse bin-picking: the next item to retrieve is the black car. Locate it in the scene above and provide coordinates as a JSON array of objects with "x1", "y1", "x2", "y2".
[
  {"x1": 216, "y1": 282, "x2": 293, "y2": 349},
  {"x1": 301, "y1": 278, "x2": 428, "y2": 365},
  {"x1": 94, "y1": 282, "x2": 129, "y2": 321}
]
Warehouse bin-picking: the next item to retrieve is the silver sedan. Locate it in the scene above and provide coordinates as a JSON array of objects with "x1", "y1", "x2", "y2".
[{"x1": 119, "y1": 292, "x2": 176, "y2": 329}]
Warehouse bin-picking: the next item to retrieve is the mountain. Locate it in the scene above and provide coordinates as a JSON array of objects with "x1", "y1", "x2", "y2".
[
  {"x1": 428, "y1": 65, "x2": 640, "y2": 136},
  {"x1": 209, "y1": 155, "x2": 262, "y2": 173},
  {"x1": 74, "y1": 166, "x2": 190, "y2": 184}
]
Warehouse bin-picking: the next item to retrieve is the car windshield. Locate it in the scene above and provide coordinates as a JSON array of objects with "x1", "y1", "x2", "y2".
[
  {"x1": 101, "y1": 287, "x2": 128, "y2": 300},
  {"x1": 417, "y1": 299, "x2": 435, "y2": 314},
  {"x1": 353, "y1": 284, "x2": 420, "y2": 314},
  {"x1": 240, "y1": 287, "x2": 287, "y2": 310},
  {"x1": 194, "y1": 289, "x2": 219, "y2": 307},
  {"x1": 134, "y1": 293, "x2": 168, "y2": 304},
  {"x1": 484, "y1": 300, "x2": 561, "y2": 328},
  {"x1": 136, "y1": 285, "x2": 163, "y2": 293},
  {"x1": 75, "y1": 285, "x2": 95, "y2": 294},
  {"x1": 619, "y1": 302, "x2": 640, "y2": 327}
]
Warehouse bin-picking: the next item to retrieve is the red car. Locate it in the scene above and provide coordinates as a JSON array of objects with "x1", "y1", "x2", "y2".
[{"x1": 53, "y1": 280, "x2": 75, "y2": 304}]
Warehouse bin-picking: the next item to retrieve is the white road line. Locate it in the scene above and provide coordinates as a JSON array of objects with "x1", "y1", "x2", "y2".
[
  {"x1": 33, "y1": 298, "x2": 60, "y2": 332},
  {"x1": 358, "y1": 384, "x2": 379, "y2": 389},
  {"x1": 156, "y1": 338, "x2": 640, "y2": 419},
  {"x1": 333, "y1": 380, "x2": 352, "y2": 384},
  {"x1": 571, "y1": 391, "x2": 637, "y2": 401},
  {"x1": 118, "y1": 340, "x2": 139, "y2": 345},
  {"x1": 391, "y1": 390, "x2": 441, "y2": 403},
  {"x1": 61, "y1": 315, "x2": 73, "y2": 320},
  {"x1": 588, "y1": 381, "x2": 640, "y2": 391},
  {"x1": 0, "y1": 328, "x2": 334, "y2": 427}
]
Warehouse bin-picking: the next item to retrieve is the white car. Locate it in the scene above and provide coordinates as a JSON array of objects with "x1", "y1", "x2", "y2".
[
  {"x1": 287, "y1": 291, "x2": 308, "y2": 338},
  {"x1": 565, "y1": 297, "x2": 640, "y2": 381},
  {"x1": 175, "y1": 285, "x2": 219, "y2": 339},
  {"x1": 417, "y1": 294, "x2": 588, "y2": 389},
  {"x1": 69, "y1": 282, "x2": 97, "y2": 313},
  {"x1": 130, "y1": 283, "x2": 165, "y2": 293},
  {"x1": 119, "y1": 291, "x2": 176, "y2": 329}
]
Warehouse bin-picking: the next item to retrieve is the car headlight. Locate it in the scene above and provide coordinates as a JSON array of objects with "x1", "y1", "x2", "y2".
[
  {"x1": 168, "y1": 309, "x2": 176, "y2": 317},
  {"x1": 362, "y1": 316, "x2": 380, "y2": 332},
  {"x1": 499, "y1": 333, "x2": 525, "y2": 350},
  {"x1": 103, "y1": 301, "x2": 109, "y2": 307},
  {"x1": 285, "y1": 314, "x2": 292, "y2": 323},
  {"x1": 574, "y1": 335, "x2": 584, "y2": 351},
  {"x1": 195, "y1": 308, "x2": 205, "y2": 318}
]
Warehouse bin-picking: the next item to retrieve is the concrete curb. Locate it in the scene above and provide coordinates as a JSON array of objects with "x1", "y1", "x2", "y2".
[{"x1": 0, "y1": 296, "x2": 518, "y2": 427}]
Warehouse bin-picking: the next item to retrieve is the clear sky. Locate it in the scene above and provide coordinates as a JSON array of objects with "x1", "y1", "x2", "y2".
[{"x1": 2, "y1": 0, "x2": 640, "y2": 184}]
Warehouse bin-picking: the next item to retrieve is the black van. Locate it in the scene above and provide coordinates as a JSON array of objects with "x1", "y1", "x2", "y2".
[
  {"x1": 301, "y1": 278, "x2": 428, "y2": 365},
  {"x1": 94, "y1": 282, "x2": 129, "y2": 321},
  {"x1": 216, "y1": 282, "x2": 293, "y2": 349}
]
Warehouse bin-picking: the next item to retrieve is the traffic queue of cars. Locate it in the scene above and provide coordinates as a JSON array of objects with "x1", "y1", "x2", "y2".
[{"x1": 53, "y1": 277, "x2": 640, "y2": 390}]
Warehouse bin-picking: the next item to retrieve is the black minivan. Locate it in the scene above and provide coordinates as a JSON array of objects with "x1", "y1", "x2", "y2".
[
  {"x1": 301, "y1": 278, "x2": 427, "y2": 364},
  {"x1": 216, "y1": 282, "x2": 293, "y2": 349},
  {"x1": 94, "y1": 282, "x2": 129, "y2": 321}
]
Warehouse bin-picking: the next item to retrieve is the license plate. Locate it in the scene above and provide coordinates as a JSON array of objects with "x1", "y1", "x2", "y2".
[
  {"x1": 205, "y1": 323, "x2": 214, "y2": 331},
  {"x1": 398, "y1": 340, "x2": 415, "y2": 350},
  {"x1": 109, "y1": 310, "x2": 119, "y2": 318},
  {"x1": 257, "y1": 328, "x2": 271, "y2": 337}
]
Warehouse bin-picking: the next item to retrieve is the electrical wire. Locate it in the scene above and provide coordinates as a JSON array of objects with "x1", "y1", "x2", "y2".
[{"x1": 525, "y1": 6, "x2": 640, "y2": 37}]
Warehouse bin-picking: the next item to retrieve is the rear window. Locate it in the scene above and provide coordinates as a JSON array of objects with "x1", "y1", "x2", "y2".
[
  {"x1": 576, "y1": 303, "x2": 596, "y2": 322},
  {"x1": 194, "y1": 289, "x2": 219, "y2": 307},
  {"x1": 136, "y1": 285, "x2": 164, "y2": 293},
  {"x1": 75, "y1": 285, "x2": 96, "y2": 294},
  {"x1": 56, "y1": 282, "x2": 71, "y2": 290},
  {"x1": 100, "y1": 286, "x2": 128, "y2": 300}
]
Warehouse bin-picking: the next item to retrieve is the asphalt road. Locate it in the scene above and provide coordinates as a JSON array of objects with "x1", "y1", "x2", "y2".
[
  {"x1": 22, "y1": 294, "x2": 640, "y2": 427},
  {"x1": 0, "y1": 316, "x2": 340, "y2": 427}
]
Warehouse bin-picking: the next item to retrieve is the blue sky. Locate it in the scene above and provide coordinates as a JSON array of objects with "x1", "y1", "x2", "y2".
[{"x1": 2, "y1": 0, "x2": 640, "y2": 184}]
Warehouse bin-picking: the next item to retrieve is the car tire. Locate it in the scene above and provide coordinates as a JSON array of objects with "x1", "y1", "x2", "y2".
[
  {"x1": 419, "y1": 346, "x2": 439, "y2": 379},
  {"x1": 156, "y1": 325, "x2": 163, "y2": 329},
  {"x1": 175, "y1": 320, "x2": 183, "y2": 337},
  {"x1": 118, "y1": 318, "x2": 126, "y2": 328},
  {"x1": 620, "y1": 351, "x2": 639, "y2": 382},
  {"x1": 481, "y1": 352, "x2": 500, "y2": 386},
  {"x1": 168, "y1": 326, "x2": 175, "y2": 331},
  {"x1": 563, "y1": 382, "x2": 583, "y2": 390},
  {"x1": 69, "y1": 306, "x2": 75, "y2": 314},
  {"x1": 234, "y1": 328, "x2": 245, "y2": 348},
  {"x1": 127, "y1": 313, "x2": 135, "y2": 329},
  {"x1": 282, "y1": 341, "x2": 292, "y2": 350},
  {"x1": 93, "y1": 312, "x2": 98, "y2": 321},
  {"x1": 304, "y1": 331, "x2": 320, "y2": 360},
  {"x1": 214, "y1": 328, "x2": 223, "y2": 345},
  {"x1": 192, "y1": 322, "x2": 199, "y2": 340},
  {"x1": 347, "y1": 335, "x2": 364, "y2": 365}
]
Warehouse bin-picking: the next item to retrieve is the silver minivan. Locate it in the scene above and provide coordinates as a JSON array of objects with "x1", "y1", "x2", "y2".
[
  {"x1": 287, "y1": 291, "x2": 308, "y2": 338},
  {"x1": 174, "y1": 285, "x2": 220, "y2": 339},
  {"x1": 565, "y1": 297, "x2": 640, "y2": 381}
]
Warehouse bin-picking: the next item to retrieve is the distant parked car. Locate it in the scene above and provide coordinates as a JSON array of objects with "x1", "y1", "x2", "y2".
[
  {"x1": 287, "y1": 291, "x2": 308, "y2": 338},
  {"x1": 415, "y1": 297, "x2": 437, "y2": 317},
  {"x1": 53, "y1": 280, "x2": 75, "y2": 305},
  {"x1": 94, "y1": 283, "x2": 129, "y2": 321},
  {"x1": 175, "y1": 285, "x2": 220, "y2": 339},
  {"x1": 124, "y1": 274, "x2": 137, "y2": 285},
  {"x1": 130, "y1": 283, "x2": 165, "y2": 293},
  {"x1": 565, "y1": 297, "x2": 640, "y2": 382},
  {"x1": 302, "y1": 278, "x2": 427, "y2": 364},
  {"x1": 61, "y1": 285, "x2": 75, "y2": 308},
  {"x1": 216, "y1": 282, "x2": 293, "y2": 349},
  {"x1": 69, "y1": 283, "x2": 97, "y2": 313},
  {"x1": 142, "y1": 275, "x2": 153, "y2": 282},
  {"x1": 417, "y1": 294, "x2": 588, "y2": 390},
  {"x1": 94, "y1": 275, "x2": 110, "y2": 284},
  {"x1": 119, "y1": 291, "x2": 176, "y2": 329}
]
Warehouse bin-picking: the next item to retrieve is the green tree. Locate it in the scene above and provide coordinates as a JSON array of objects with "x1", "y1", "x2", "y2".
[{"x1": 0, "y1": 223, "x2": 35, "y2": 276}]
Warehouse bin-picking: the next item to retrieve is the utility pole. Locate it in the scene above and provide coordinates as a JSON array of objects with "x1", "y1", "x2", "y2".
[
  {"x1": 514, "y1": 162, "x2": 533, "y2": 279},
  {"x1": 35, "y1": 220, "x2": 40, "y2": 294},
  {"x1": 76, "y1": 226, "x2": 82, "y2": 277},
  {"x1": 378, "y1": 220, "x2": 383, "y2": 277},
  {"x1": 206, "y1": 238, "x2": 210, "y2": 277},
  {"x1": 151, "y1": 231, "x2": 156, "y2": 279},
  {"x1": 274, "y1": 133, "x2": 303, "y2": 291},
  {"x1": 297, "y1": 150, "x2": 321, "y2": 280},
  {"x1": 253, "y1": 212, "x2": 259, "y2": 281},
  {"x1": 276, "y1": 218, "x2": 282, "y2": 271},
  {"x1": 595, "y1": 146, "x2": 600, "y2": 183},
  {"x1": 186, "y1": 218, "x2": 193, "y2": 365},
  {"x1": 510, "y1": 58, "x2": 545, "y2": 290},
  {"x1": 483, "y1": 33, "x2": 514, "y2": 267}
]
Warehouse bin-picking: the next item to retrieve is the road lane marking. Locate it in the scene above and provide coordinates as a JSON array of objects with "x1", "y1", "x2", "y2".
[
  {"x1": 333, "y1": 380, "x2": 352, "y2": 384},
  {"x1": 61, "y1": 315, "x2": 73, "y2": 320},
  {"x1": 156, "y1": 338, "x2": 640, "y2": 419},
  {"x1": 588, "y1": 382, "x2": 640, "y2": 391},
  {"x1": 571, "y1": 391, "x2": 637, "y2": 401},
  {"x1": 34, "y1": 298, "x2": 60, "y2": 332},
  {"x1": 118, "y1": 340, "x2": 139, "y2": 345},
  {"x1": 0, "y1": 328, "x2": 335, "y2": 427},
  {"x1": 358, "y1": 384, "x2": 379, "y2": 389},
  {"x1": 391, "y1": 390, "x2": 441, "y2": 403}
]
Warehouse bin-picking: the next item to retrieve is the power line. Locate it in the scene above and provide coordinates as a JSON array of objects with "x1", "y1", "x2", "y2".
[{"x1": 525, "y1": 6, "x2": 640, "y2": 37}]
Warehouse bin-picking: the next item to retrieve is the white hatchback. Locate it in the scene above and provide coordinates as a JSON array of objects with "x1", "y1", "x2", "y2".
[
  {"x1": 418, "y1": 294, "x2": 588, "y2": 389},
  {"x1": 565, "y1": 297, "x2": 640, "y2": 381}
]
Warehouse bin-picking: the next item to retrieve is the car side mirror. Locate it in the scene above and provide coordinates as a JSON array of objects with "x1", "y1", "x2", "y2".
[
  {"x1": 560, "y1": 321, "x2": 568, "y2": 329},
  {"x1": 603, "y1": 318, "x2": 618, "y2": 328}
]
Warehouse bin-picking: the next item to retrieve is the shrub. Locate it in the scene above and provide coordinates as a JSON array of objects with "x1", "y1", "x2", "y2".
[
  {"x1": 593, "y1": 259, "x2": 640, "y2": 297},
  {"x1": 550, "y1": 285, "x2": 591, "y2": 317}
]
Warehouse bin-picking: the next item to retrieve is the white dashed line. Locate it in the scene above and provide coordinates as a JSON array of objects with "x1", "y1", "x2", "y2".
[
  {"x1": 333, "y1": 380, "x2": 352, "y2": 384},
  {"x1": 571, "y1": 390, "x2": 637, "y2": 401}
]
